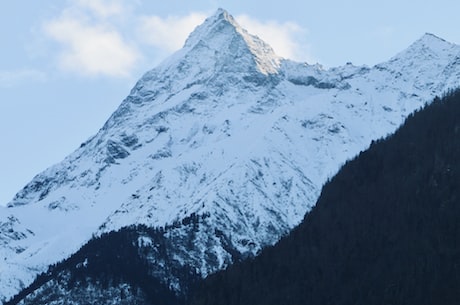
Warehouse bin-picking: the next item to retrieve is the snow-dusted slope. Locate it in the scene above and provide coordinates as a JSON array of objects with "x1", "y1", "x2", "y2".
[{"x1": 1, "y1": 9, "x2": 460, "y2": 301}]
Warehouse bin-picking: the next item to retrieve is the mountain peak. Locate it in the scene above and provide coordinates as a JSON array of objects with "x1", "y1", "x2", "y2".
[
  {"x1": 419, "y1": 32, "x2": 448, "y2": 43},
  {"x1": 412, "y1": 32, "x2": 454, "y2": 50},
  {"x1": 382, "y1": 32, "x2": 459, "y2": 70},
  {"x1": 212, "y1": 8, "x2": 235, "y2": 24},
  {"x1": 182, "y1": 8, "x2": 281, "y2": 75},
  {"x1": 404, "y1": 32, "x2": 456, "y2": 56},
  {"x1": 183, "y1": 8, "x2": 238, "y2": 49}
]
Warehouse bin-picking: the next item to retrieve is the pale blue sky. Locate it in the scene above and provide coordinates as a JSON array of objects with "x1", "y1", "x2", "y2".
[{"x1": 1, "y1": 0, "x2": 460, "y2": 205}]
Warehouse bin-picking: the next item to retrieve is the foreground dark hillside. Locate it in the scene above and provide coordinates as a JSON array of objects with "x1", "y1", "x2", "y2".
[
  {"x1": 191, "y1": 90, "x2": 460, "y2": 305},
  {"x1": 5, "y1": 222, "x2": 204, "y2": 305}
]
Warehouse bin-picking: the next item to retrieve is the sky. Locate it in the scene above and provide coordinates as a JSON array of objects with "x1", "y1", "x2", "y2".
[{"x1": 1, "y1": 0, "x2": 460, "y2": 206}]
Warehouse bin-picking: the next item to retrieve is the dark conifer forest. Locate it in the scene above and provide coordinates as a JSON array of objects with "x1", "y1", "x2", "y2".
[
  {"x1": 5, "y1": 223, "x2": 200, "y2": 305},
  {"x1": 190, "y1": 90, "x2": 460, "y2": 305}
]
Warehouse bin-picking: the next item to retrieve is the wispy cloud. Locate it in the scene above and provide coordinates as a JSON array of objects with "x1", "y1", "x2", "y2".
[
  {"x1": 42, "y1": 1, "x2": 139, "y2": 78},
  {"x1": 41, "y1": 2, "x2": 313, "y2": 78},
  {"x1": 0, "y1": 69, "x2": 46, "y2": 88},
  {"x1": 138, "y1": 13, "x2": 207, "y2": 52},
  {"x1": 44, "y1": 17, "x2": 139, "y2": 77},
  {"x1": 75, "y1": 0, "x2": 126, "y2": 18},
  {"x1": 235, "y1": 15, "x2": 313, "y2": 62},
  {"x1": 137, "y1": 12, "x2": 313, "y2": 62}
]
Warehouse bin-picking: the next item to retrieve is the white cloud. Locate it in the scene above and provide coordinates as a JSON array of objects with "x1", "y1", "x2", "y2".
[
  {"x1": 75, "y1": 0, "x2": 125, "y2": 18},
  {"x1": 41, "y1": 3, "x2": 313, "y2": 78},
  {"x1": 44, "y1": 17, "x2": 139, "y2": 77},
  {"x1": 138, "y1": 13, "x2": 207, "y2": 52},
  {"x1": 42, "y1": 1, "x2": 139, "y2": 78},
  {"x1": 138, "y1": 12, "x2": 313, "y2": 63},
  {"x1": 235, "y1": 15, "x2": 313, "y2": 62},
  {"x1": 0, "y1": 69, "x2": 46, "y2": 88}
]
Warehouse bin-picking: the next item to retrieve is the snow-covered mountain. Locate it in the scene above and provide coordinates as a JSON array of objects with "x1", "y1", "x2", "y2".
[{"x1": 1, "y1": 8, "x2": 460, "y2": 302}]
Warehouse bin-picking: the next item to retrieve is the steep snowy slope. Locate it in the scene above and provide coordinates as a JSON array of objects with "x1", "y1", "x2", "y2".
[{"x1": 1, "y1": 9, "x2": 460, "y2": 301}]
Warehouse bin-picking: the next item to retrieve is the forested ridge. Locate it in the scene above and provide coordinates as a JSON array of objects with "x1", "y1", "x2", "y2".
[
  {"x1": 5, "y1": 223, "x2": 202, "y2": 305},
  {"x1": 191, "y1": 90, "x2": 460, "y2": 305}
]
